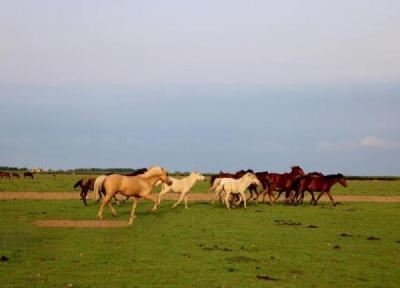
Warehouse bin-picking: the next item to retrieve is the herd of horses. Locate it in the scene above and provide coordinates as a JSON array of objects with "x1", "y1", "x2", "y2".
[
  {"x1": 73, "y1": 165, "x2": 347, "y2": 224},
  {"x1": 0, "y1": 171, "x2": 35, "y2": 179}
]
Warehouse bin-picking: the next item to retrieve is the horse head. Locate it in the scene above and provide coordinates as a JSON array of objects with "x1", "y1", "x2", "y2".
[
  {"x1": 337, "y1": 173, "x2": 347, "y2": 187},
  {"x1": 291, "y1": 166, "x2": 305, "y2": 177}
]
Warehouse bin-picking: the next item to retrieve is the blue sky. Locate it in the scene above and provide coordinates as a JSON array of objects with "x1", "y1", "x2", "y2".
[{"x1": 1, "y1": 1, "x2": 399, "y2": 174}]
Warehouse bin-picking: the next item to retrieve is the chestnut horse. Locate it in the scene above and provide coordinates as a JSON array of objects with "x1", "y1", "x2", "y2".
[
  {"x1": 12, "y1": 173, "x2": 20, "y2": 179},
  {"x1": 292, "y1": 172, "x2": 324, "y2": 204},
  {"x1": 261, "y1": 166, "x2": 305, "y2": 204},
  {"x1": 293, "y1": 173, "x2": 347, "y2": 206},
  {"x1": 98, "y1": 166, "x2": 172, "y2": 225}
]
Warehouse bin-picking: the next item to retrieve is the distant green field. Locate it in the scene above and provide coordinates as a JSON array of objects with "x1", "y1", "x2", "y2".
[
  {"x1": 0, "y1": 200, "x2": 399, "y2": 287},
  {"x1": 1, "y1": 174, "x2": 400, "y2": 196}
]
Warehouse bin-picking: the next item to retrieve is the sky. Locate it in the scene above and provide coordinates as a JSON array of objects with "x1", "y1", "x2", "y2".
[{"x1": 0, "y1": 1, "x2": 399, "y2": 175}]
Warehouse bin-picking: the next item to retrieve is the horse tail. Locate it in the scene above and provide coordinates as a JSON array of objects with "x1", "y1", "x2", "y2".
[
  {"x1": 73, "y1": 179, "x2": 82, "y2": 188},
  {"x1": 94, "y1": 176, "x2": 107, "y2": 201}
]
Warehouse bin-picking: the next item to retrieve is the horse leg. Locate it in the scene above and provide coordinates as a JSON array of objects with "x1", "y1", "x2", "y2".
[
  {"x1": 314, "y1": 192, "x2": 324, "y2": 206},
  {"x1": 184, "y1": 194, "x2": 190, "y2": 209},
  {"x1": 128, "y1": 197, "x2": 139, "y2": 225},
  {"x1": 241, "y1": 192, "x2": 247, "y2": 209},
  {"x1": 81, "y1": 188, "x2": 88, "y2": 206},
  {"x1": 98, "y1": 193, "x2": 114, "y2": 220},
  {"x1": 224, "y1": 191, "x2": 231, "y2": 210},
  {"x1": 326, "y1": 191, "x2": 336, "y2": 207},
  {"x1": 308, "y1": 191, "x2": 316, "y2": 205},
  {"x1": 141, "y1": 194, "x2": 159, "y2": 212},
  {"x1": 156, "y1": 186, "x2": 171, "y2": 209},
  {"x1": 172, "y1": 193, "x2": 185, "y2": 208}
]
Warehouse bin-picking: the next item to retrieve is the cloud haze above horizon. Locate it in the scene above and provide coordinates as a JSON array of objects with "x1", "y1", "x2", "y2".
[{"x1": 1, "y1": 1, "x2": 399, "y2": 175}]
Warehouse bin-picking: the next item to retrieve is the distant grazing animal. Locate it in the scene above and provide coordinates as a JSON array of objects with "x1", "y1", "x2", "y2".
[
  {"x1": 98, "y1": 166, "x2": 172, "y2": 225},
  {"x1": 292, "y1": 173, "x2": 347, "y2": 206},
  {"x1": 156, "y1": 172, "x2": 206, "y2": 209},
  {"x1": 0, "y1": 172, "x2": 11, "y2": 179},
  {"x1": 262, "y1": 166, "x2": 305, "y2": 204},
  {"x1": 12, "y1": 173, "x2": 20, "y2": 179},
  {"x1": 73, "y1": 177, "x2": 96, "y2": 206},
  {"x1": 220, "y1": 173, "x2": 261, "y2": 209},
  {"x1": 23, "y1": 172, "x2": 34, "y2": 179}
]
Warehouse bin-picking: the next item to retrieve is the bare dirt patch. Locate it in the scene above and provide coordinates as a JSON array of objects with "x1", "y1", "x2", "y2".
[{"x1": 34, "y1": 220, "x2": 128, "y2": 228}]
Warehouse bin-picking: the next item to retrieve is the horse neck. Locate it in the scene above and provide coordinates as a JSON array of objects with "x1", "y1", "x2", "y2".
[
  {"x1": 237, "y1": 176, "x2": 253, "y2": 189},
  {"x1": 146, "y1": 174, "x2": 163, "y2": 187}
]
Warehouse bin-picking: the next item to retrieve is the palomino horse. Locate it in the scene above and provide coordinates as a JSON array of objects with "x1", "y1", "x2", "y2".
[
  {"x1": 98, "y1": 166, "x2": 172, "y2": 225},
  {"x1": 156, "y1": 172, "x2": 206, "y2": 209},
  {"x1": 293, "y1": 173, "x2": 347, "y2": 207},
  {"x1": 73, "y1": 177, "x2": 96, "y2": 206},
  {"x1": 220, "y1": 173, "x2": 261, "y2": 209},
  {"x1": 94, "y1": 168, "x2": 148, "y2": 203},
  {"x1": 261, "y1": 166, "x2": 305, "y2": 204}
]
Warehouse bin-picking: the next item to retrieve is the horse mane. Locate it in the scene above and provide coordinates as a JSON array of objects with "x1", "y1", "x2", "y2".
[{"x1": 325, "y1": 173, "x2": 344, "y2": 179}]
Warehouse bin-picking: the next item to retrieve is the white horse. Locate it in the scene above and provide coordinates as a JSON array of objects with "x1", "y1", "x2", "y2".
[
  {"x1": 220, "y1": 173, "x2": 261, "y2": 209},
  {"x1": 156, "y1": 172, "x2": 206, "y2": 209}
]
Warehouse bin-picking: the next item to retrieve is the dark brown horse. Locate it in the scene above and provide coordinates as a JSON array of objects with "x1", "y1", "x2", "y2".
[
  {"x1": 74, "y1": 177, "x2": 96, "y2": 206},
  {"x1": 12, "y1": 173, "x2": 20, "y2": 179},
  {"x1": 247, "y1": 171, "x2": 273, "y2": 202},
  {"x1": 23, "y1": 172, "x2": 34, "y2": 179},
  {"x1": 293, "y1": 173, "x2": 347, "y2": 206},
  {"x1": 262, "y1": 166, "x2": 305, "y2": 204}
]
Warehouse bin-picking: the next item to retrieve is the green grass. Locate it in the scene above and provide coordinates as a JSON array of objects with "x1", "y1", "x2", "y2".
[
  {"x1": 1, "y1": 174, "x2": 400, "y2": 196},
  {"x1": 0, "y1": 200, "x2": 399, "y2": 287}
]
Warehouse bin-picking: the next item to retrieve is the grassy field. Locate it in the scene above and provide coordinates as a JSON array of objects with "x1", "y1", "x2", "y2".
[
  {"x1": 1, "y1": 174, "x2": 400, "y2": 196},
  {"x1": 0, "y1": 200, "x2": 399, "y2": 287}
]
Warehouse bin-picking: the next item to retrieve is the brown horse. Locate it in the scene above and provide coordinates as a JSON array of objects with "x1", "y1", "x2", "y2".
[
  {"x1": 98, "y1": 166, "x2": 172, "y2": 225},
  {"x1": 74, "y1": 177, "x2": 96, "y2": 206},
  {"x1": 261, "y1": 166, "x2": 305, "y2": 204},
  {"x1": 291, "y1": 172, "x2": 324, "y2": 204},
  {"x1": 0, "y1": 172, "x2": 11, "y2": 179},
  {"x1": 12, "y1": 173, "x2": 20, "y2": 179},
  {"x1": 23, "y1": 172, "x2": 34, "y2": 179},
  {"x1": 293, "y1": 173, "x2": 347, "y2": 206},
  {"x1": 247, "y1": 171, "x2": 272, "y2": 203}
]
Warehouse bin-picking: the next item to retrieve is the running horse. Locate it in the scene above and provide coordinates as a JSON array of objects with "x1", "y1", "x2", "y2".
[
  {"x1": 261, "y1": 166, "x2": 305, "y2": 204},
  {"x1": 74, "y1": 177, "x2": 96, "y2": 206},
  {"x1": 97, "y1": 166, "x2": 172, "y2": 225},
  {"x1": 292, "y1": 173, "x2": 347, "y2": 206}
]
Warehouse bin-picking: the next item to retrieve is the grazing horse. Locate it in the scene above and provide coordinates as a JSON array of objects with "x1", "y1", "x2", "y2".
[
  {"x1": 156, "y1": 172, "x2": 206, "y2": 209},
  {"x1": 0, "y1": 172, "x2": 11, "y2": 179},
  {"x1": 292, "y1": 172, "x2": 324, "y2": 204},
  {"x1": 98, "y1": 166, "x2": 172, "y2": 225},
  {"x1": 12, "y1": 173, "x2": 20, "y2": 179},
  {"x1": 23, "y1": 172, "x2": 34, "y2": 179},
  {"x1": 262, "y1": 166, "x2": 305, "y2": 204},
  {"x1": 220, "y1": 173, "x2": 261, "y2": 209},
  {"x1": 294, "y1": 174, "x2": 347, "y2": 207},
  {"x1": 74, "y1": 177, "x2": 96, "y2": 206}
]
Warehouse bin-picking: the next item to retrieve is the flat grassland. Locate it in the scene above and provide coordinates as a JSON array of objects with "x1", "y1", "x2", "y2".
[
  {"x1": 1, "y1": 174, "x2": 400, "y2": 196},
  {"x1": 0, "y1": 174, "x2": 399, "y2": 287}
]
